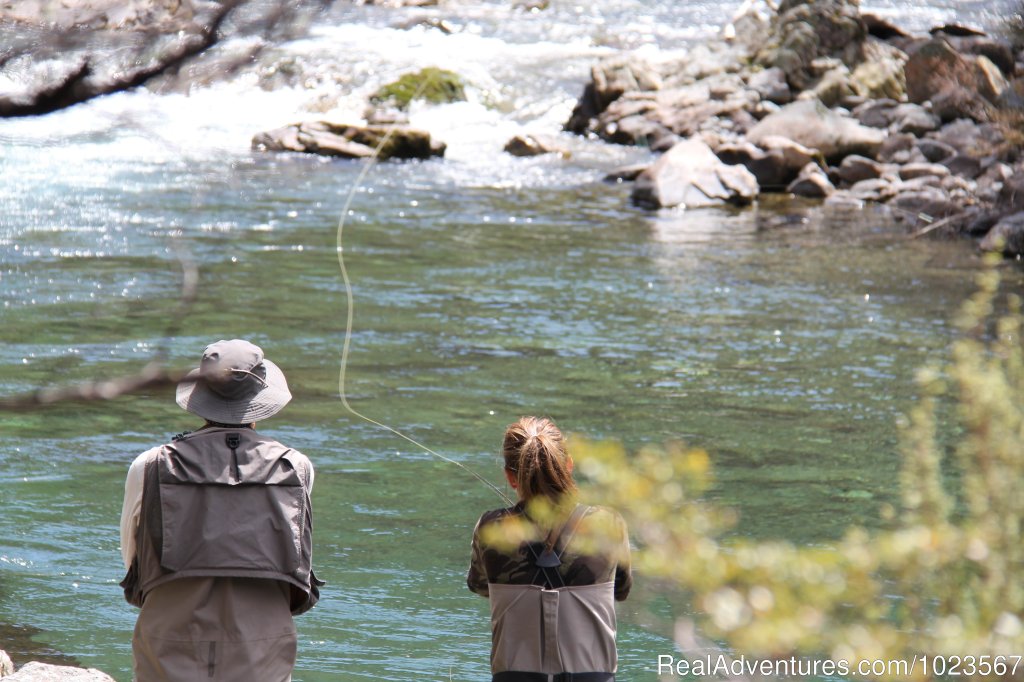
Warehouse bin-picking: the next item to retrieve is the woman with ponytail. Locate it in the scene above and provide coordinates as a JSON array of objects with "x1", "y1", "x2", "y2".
[{"x1": 467, "y1": 417, "x2": 632, "y2": 682}]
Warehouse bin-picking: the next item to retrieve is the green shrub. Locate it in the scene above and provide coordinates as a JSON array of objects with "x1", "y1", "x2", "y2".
[{"x1": 577, "y1": 263, "x2": 1024, "y2": 679}]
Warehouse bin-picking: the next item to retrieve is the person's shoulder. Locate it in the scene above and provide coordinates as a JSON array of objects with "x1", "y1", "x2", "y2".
[
  {"x1": 476, "y1": 505, "x2": 520, "y2": 527},
  {"x1": 129, "y1": 444, "x2": 164, "y2": 471},
  {"x1": 579, "y1": 504, "x2": 628, "y2": 535}
]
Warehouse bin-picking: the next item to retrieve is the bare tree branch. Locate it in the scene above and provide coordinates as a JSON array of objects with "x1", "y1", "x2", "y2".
[
  {"x1": 0, "y1": 363, "x2": 189, "y2": 411},
  {"x1": 0, "y1": 0, "x2": 245, "y2": 117}
]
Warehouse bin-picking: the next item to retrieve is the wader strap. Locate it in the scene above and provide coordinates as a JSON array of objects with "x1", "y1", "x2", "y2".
[
  {"x1": 492, "y1": 673, "x2": 614, "y2": 682},
  {"x1": 533, "y1": 504, "x2": 591, "y2": 588}
]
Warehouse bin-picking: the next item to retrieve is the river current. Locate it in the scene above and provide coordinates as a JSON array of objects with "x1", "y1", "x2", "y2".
[{"x1": 0, "y1": 0, "x2": 1020, "y2": 679}]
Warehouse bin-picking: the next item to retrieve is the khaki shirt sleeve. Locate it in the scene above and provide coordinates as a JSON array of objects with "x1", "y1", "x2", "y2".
[
  {"x1": 120, "y1": 446, "x2": 161, "y2": 570},
  {"x1": 466, "y1": 516, "x2": 490, "y2": 597}
]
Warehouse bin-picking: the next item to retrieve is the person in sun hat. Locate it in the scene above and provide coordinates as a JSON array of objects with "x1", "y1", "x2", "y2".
[{"x1": 119, "y1": 339, "x2": 322, "y2": 682}]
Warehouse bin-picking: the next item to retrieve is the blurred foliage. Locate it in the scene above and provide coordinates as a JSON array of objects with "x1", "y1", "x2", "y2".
[
  {"x1": 369, "y1": 67, "x2": 467, "y2": 111},
  {"x1": 574, "y1": 264, "x2": 1024, "y2": 680}
]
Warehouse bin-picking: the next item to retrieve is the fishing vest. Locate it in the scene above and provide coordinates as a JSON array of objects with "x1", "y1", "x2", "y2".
[
  {"x1": 488, "y1": 582, "x2": 617, "y2": 682},
  {"x1": 487, "y1": 504, "x2": 618, "y2": 682},
  {"x1": 121, "y1": 427, "x2": 321, "y2": 615}
]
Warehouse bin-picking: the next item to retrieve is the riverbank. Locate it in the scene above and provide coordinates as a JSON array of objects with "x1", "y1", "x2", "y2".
[{"x1": 561, "y1": 0, "x2": 1024, "y2": 257}]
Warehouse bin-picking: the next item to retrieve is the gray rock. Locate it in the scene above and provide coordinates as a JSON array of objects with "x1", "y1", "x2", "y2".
[
  {"x1": 631, "y1": 138, "x2": 759, "y2": 209},
  {"x1": 937, "y1": 32, "x2": 1016, "y2": 76},
  {"x1": 716, "y1": 136, "x2": 818, "y2": 190},
  {"x1": 252, "y1": 122, "x2": 445, "y2": 160},
  {"x1": 916, "y1": 138, "x2": 957, "y2": 163},
  {"x1": 890, "y1": 186, "x2": 958, "y2": 225},
  {"x1": 1, "y1": 650, "x2": 13, "y2": 677},
  {"x1": 852, "y1": 98, "x2": 898, "y2": 128},
  {"x1": 973, "y1": 55, "x2": 1009, "y2": 103},
  {"x1": 849, "y1": 38, "x2": 908, "y2": 101},
  {"x1": 565, "y1": 56, "x2": 661, "y2": 134},
  {"x1": 746, "y1": 98, "x2": 886, "y2": 162},
  {"x1": 4, "y1": 663, "x2": 115, "y2": 682},
  {"x1": 942, "y1": 154, "x2": 983, "y2": 178},
  {"x1": 999, "y1": 171, "x2": 1024, "y2": 213},
  {"x1": 747, "y1": 67, "x2": 792, "y2": 104},
  {"x1": 504, "y1": 134, "x2": 570, "y2": 158},
  {"x1": 809, "y1": 66, "x2": 857, "y2": 107},
  {"x1": 787, "y1": 162, "x2": 834, "y2": 197},
  {"x1": 850, "y1": 178, "x2": 897, "y2": 202},
  {"x1": 891, "y1": 103, "x2": 941, "y2": 135},
  {"x1": 980, "y1": 212, "x2": 1024, "y2": 256},
  {"x1": 604, "y1": 164, "x2": 649, "y2": 183},
  {"x1": 838, "y1": 154, "x2": 883, "y2": 184},
  {"x1": 876, "y1": 132, "x2": 916, "y2": 163},
  {"x1": 899, "y1": 162, "x2": 950, "y2": 180},
  {"x1": 754, "y1": 0, "x2": 866, "y2": 91}
]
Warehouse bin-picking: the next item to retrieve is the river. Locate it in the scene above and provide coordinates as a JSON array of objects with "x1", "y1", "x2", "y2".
[{"x1": 0, "y1": 0, "x2": 1019, "y2": 679}]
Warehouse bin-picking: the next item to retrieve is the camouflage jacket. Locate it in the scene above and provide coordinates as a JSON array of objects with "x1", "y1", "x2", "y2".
[{"x1": 467, "y1": 501, "x2": 632, "y2": 601}]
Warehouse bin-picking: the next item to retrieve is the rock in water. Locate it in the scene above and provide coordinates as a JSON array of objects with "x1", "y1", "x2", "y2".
[
  {"x1": 746, "y1": 98, "x2": 886, "y2": 162},
  {"x1": 3, "y1": 662, "x2": 115, "y2": 681},
  {"x1": 980, "y1": 212, "x2": 1024, "y2": 256},
  {"x1": 787, "y1": 162, "x2": 834, "y2": 197},
  {"x1": 503, "y1": 135, "x2": 570, "y2": 158},
  {"x1": 631, "y1": 138, "x2": 758, "y2": 209},
  {"x1": 252, "y1": 122, "x2": 446, "y2": 160}
]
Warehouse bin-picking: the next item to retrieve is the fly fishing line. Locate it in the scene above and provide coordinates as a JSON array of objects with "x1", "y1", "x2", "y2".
[{"x1": 333, "y1": 115, "x2": 514, "y2": 506}]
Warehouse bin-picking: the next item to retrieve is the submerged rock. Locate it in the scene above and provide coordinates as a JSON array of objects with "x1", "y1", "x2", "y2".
[
  {"x1": 631, "y1": 138, "x2": 758, "y2": 209},
  {"x1": 252, "y1": 122, "x2": 445, "y2": 160},
  {"x1": 503, "y1": 134, "x2": 570, "y2": 158}
]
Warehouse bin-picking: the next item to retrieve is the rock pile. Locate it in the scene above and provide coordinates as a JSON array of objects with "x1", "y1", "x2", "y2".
[{"x1": 566, "y1": 0, "x2": 1024, "y2": 256}]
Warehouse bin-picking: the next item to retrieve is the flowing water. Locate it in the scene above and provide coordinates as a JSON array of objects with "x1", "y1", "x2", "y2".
[{"x1": 0, "y1": 0, "x2": 1020, "y2": 679}]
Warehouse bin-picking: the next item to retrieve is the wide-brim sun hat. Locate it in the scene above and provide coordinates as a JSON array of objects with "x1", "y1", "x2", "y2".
[{"x1": 176, "y1": 339, "x2": 292, "y2": 424}]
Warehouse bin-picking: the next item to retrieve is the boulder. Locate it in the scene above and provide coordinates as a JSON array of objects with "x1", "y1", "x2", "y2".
[
  {"x1": 604, "y1": 164, "x2": 649, "y2": 183},
  {"x1": 899, "y1": 162, "x2": 950, "y2": 181},
  {"x1": 252, "y1": 122, "x2": 445, "y2": 160},
  {"x1": 3, "y1": 663, "x2": 115, "y2": 682},
  {"x1": 980, "y1": 212, "x2": 1024, "y2": 256},
  {"x1": 942, "y1": 154, "x2": 984, "y2": 179},
  {"x1": 565, "y1": 56, "x2": 661, "y2": 134},
  {"x1": 891, "y1": 103, "x2": 941, "y2": 135},
  {"x1": 754, "y1": 0, "x2": 866, "y2": 91},
  {"x1": 876, "y1": 132, "x2": 916, "y2": 163},
  {"x1": 890, "y1": 186, "x2": 959, "y2": 225},
  {"x1": 852, "y1": 98, "x2": 899, "y2": 128},
  {"x1": 935, "y1": 32, "x2": 1016, "y2": 76},
  {"x1": 746, "y1": 98, "x2": 886, "y2": 162},
  {"x1": 916, "y1": 138, "x2": 957, "y2": 163},
  {"x1": 850, "y1": 178, "x2": 897, "y2": 202},
  {"x1": 368, "y1": 67, "x2": 466, "y2": 111},
  {"x1": 787, "y1": 162, "x2": 834, "y2": 197},
  {"x1": 904, "y1": 38, "x2": 996, "y2": 121},
  {"x1": 809, "y1": 65, "x2": 857, "y2": 107},
  {"x1": 862, "y1": 13, "x2": 910, "y2": 41},
  {"x1": 837, "y1": 154, "x2": 883, "y2": 184},
  {"x1": 747, "y1": 67, "x2": 792, "y2": 104},
  {"x1": 1, "y1": 651, "x2": 12, "y2": 676},
  {"x1": 973, "y1": 55, "x2": 1009, "y2": 102},
  {"x1": 503, "y1": 134, "x2": 570, "y2": 158},
  {"x1": 849, "y1": 38, "x2": 908, "y2": 100},
  {"x1": 716, "y1": 136, "x2": 818, "y2": 189},
  {"x1": 631, "y1": 138, "x2": 759, "y2": 209}
]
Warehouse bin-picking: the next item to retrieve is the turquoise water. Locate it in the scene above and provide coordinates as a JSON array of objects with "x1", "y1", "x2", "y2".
[{"x1": 1, "y1": 0, "x2": 1020, "y2": 679}]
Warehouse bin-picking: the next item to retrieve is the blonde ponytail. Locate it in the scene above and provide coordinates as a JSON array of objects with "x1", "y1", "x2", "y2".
[{"x1": 502, "y1": 416, "x2": 577, "y2": 502}]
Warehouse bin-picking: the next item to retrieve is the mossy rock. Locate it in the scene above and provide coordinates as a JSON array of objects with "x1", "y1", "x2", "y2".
[{"x1": 370, "y1": 67, "x2": 467, "y2": 110}]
